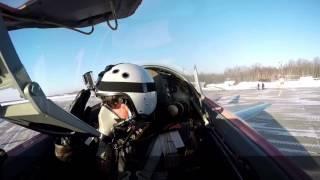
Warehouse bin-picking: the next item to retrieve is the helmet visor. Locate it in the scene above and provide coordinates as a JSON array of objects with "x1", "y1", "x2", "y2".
[{"x1": 101, "y1": 95, "x2": 123, "y2": 107}]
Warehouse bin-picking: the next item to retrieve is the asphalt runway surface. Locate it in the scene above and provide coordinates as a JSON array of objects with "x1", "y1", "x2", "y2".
[
  {"x1": 0, "y1": 96, "x2": 73, "y2": 151},
  {"x1": 205, "y1": 88, "x2": 320, "y2": 156},
  {"x1": 205, "y1": 87, "x2": 320, "y2": 178},
  {"x1": 1, "y1": 88, "x2": 320, "y2": 177}
]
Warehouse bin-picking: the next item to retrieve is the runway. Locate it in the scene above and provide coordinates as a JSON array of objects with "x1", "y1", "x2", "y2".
[
  {"x1": 205, "y1": 87, "x2": 320, "y2": 178},
  {"x1": 1, "y1": 88, "x2": 320, "y2": 154},
  {"x1": 0, "y1": 94, "x2": 102, "y2": 151},
  {"x1": 1, "y1": 88, "x2": 320, "y2": 177},
  {"x1": 205, "y1": 88, "x2": 320, "y2": 156}
]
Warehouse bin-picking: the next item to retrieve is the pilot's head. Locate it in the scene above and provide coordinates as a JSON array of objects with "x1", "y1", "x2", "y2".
[{"x1": 95, "y1": 63, "x2": 157, "y2": 118}]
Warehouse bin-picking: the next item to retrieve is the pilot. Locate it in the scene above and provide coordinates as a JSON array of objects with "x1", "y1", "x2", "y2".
[
  {"x1": 95, "y1": 63, "x2": 157, "y2": 137},
  {"x1": 94, "y1": 63, "x2": 157, "y2": 175}
]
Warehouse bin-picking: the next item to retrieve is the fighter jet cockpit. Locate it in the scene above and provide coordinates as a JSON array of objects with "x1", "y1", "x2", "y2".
[
  {"x1": 1, "y1": 1, "x2": 312, "y2": 180},
  {"x1": 52, "y1": 63, "x2": 207, "y2": 179}
]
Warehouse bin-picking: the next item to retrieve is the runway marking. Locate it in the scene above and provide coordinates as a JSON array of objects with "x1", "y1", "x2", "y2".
[
  {"x1": 278, "y1": 148, "x2": 318, "y2": 155},
  {"x1": 250, "y1": 124, "x2": 320, "y2": 133},
  {"x1": 3, "y1": 131, "x2": 21, "y2": 150},
  {"x1": 0, "y1": 118, "x2": 10, "y2": 128},
  {"x1": 0, "y1": 125, "x2": 20, "y2": 145},
  {"x1": 278, "y1": 89, "x2": 282, "y2": 97},
  {"x1": 2, "y1": 126, "x2": 23, "y2": 150},
  {"x1": 0, "y1": 122, "x2": 38, "y2": 151},
  {"x1": 268, "y1": 139, "x2": 320, "y2": 149},
  {"x1": 257, "y1": 129, "x2": 320, "y2": 139}
]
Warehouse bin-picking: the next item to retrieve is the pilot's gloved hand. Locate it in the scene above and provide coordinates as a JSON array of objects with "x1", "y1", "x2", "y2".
[
  {"x1": 96, "y1": 136, "x2": 114, "y2": 175},
  {"x1": 54, "y1": 137, "x2": 73, "y2": 162},
  {"x1": 100, "y1": 134, "x2": 112, "y2": 144}
]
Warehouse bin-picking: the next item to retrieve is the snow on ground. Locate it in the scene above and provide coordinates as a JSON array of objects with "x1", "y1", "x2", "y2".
[
  {"x1": 0, "y1": 93, "x2": 78, "y2": 151},
  {"x1": 204, "y1": 76, "x2": 320, "y2": 91},
  {"x1": 0, "y1": 118, "x2": 39, "y2": 151},
  {"x1": 1, "y1": 88, "x2": 320, "y2": 177},
  {"x1": 0, "y1": 93, "x2": 101, "y2": 151}
]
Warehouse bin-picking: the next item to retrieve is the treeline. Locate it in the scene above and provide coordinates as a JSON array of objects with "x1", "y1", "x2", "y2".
[{"x1": 194, "y1": 57, "x2": 320, "y2": 84}]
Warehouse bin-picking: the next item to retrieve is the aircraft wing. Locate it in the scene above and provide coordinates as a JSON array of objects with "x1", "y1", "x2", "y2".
[
  {"x1": 212, "y1": 94, "x2": 270, "y2": 121},
  {"x1": 228, "y1": 95, "x2": 240, "y2": 104},
  {"x1": 232, "y1": 103, "x2": 271, "y2": 121}
]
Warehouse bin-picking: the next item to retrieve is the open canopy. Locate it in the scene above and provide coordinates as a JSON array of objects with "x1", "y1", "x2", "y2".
[
  {"x1": 0, "y1": 0, "x2": 142, "y2": 31},
  {"x1": 0, "y1": 0, "x2": 145, "y2": 137}
]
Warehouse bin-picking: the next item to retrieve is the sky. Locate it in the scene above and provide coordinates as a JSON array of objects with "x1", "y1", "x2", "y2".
[{"x1": 2, "y1": 0, "x2": 320, "y2": 95}]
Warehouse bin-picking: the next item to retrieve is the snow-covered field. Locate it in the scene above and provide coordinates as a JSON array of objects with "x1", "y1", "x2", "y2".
[{"x1": 204, "y1": 76, "x2": 320, "y2": 91}]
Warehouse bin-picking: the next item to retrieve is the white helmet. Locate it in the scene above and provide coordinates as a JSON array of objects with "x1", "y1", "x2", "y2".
[{"x1": 95, "y1": 63, "x2": 157, "y2": 116}]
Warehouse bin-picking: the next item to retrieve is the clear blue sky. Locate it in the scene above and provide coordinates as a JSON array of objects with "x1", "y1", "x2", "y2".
[{"x1": 3, "y1": 0, "x2": 320, "y2": 95}]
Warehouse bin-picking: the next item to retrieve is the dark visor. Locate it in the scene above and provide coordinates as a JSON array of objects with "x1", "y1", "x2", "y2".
[{"x1": 97, "y1": 82, "x2": 156, "y2": 93}]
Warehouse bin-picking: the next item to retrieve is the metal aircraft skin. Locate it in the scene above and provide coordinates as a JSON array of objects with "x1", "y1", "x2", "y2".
[{"x1": 0, "y1": 1, "x2": 312, "y2": 180}]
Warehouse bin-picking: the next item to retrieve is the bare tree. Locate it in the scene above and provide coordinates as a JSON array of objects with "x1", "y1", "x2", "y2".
[{"x1": 189, "y1": 58, "x2": 320, "y2": 84}]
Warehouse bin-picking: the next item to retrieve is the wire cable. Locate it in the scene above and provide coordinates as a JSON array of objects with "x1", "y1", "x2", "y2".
[
  {"x1": 106, "y1": 0, "x2": 118, "y2": 31},
  {"x1": 1, "y1": 12, "x2": 95, "y2": 35}
]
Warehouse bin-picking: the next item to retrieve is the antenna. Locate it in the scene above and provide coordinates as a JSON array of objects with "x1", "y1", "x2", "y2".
[{"x1": 193, "y1": 65, "x2": 204, "y2": 97}]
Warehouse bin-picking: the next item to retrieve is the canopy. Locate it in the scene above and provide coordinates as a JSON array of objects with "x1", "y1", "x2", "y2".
[{"x1": 0, "y1": 0, "x2": 142, "y2": 31}]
